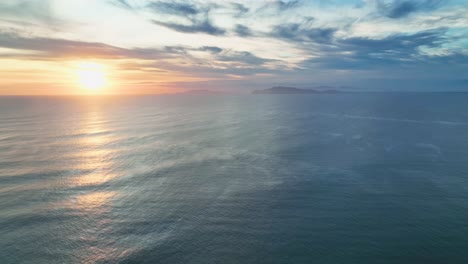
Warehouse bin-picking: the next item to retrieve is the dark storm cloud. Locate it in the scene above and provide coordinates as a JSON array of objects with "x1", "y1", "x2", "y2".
[
  {"x1": 271, "y1": 22, "x2": 336, "y2": 44},
  {"x1": 376, "y1": 0, "x2": 445, "y2": 19}
]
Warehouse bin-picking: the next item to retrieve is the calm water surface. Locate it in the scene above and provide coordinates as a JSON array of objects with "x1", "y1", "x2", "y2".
[{"x1": 1, "y1": 94, "x2": 468, "y2": 263}]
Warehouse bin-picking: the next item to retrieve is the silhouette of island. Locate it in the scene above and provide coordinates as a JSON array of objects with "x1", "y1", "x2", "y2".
[{"x1": 252, "y1": 86, "x2": 344, "y2": 94}]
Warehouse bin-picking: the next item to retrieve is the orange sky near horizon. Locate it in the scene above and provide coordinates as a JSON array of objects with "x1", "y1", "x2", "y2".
[
  {"x1": 1, "y1": 0, "x2": 467, "y2": 94},
  {"x1": 0, "y1": 58, "x2": 217, "y2": 95}
]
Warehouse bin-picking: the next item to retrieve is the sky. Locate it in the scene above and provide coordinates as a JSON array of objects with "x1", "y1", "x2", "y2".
[{"x1": 0, "y1": 0, "x2": 467, "y2": 95}]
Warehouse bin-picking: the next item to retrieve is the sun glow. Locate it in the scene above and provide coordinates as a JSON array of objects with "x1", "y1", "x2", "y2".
[{"x1": 76, "y1": 62, "x2": 107, "y2": 91}]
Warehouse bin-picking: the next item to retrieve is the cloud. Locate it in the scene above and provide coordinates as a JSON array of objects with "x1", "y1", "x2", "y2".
[
  {"x1": 234, "y1": 24, "x2": 252, "y2": 37},
  {"x1": 376, "y1": 0, "x2": 445, "y2": 19},
  {"x1": 0, "y1": 0, "x2": 53, "y2": 21},
  {"x1": 152, "y1": 19, "x2": 225, "y2": 35},
  {"x1": 199, "y1": 46, "x2": 223, "y2": 53},
  {"x1": 0, "y1": 31, "x2": 281, "y2": 80},
  {"x1": 167, "y1": 46, "x2": 276, "y2": 68},
  {"x1": 303, "y1": 28, "x2": 452, "y2": 69},
  {"x1": 2, "y1": 0, "x2": 468, "y2": 92},
  {"x1": 147, "y1": 1, "x2": 200, "y2": 16},
  {"x1": 271, "y1": 0, "x2": 302, "y2": 11},
  {"x1": 0, "y1": 32, "x2": 174, "y2": 60},
  {"x1": 271, "y1": 21, "x2": 336, "y2": 44},
  {"x1": 231, "y1": 3, "x2": 249, "y2": 16},
  {"x1": 142, "y1": 45, "x2": 281, "y2": 77},
  {"x1": 217, "y1": 51, "x2": 274, "y2": 66},
  {"x1": 145, "y1": 1, "x2": 226, "y2": 35},
  {"x1": 111, "y1": 0, "x2": 133, "y2": 10},
  {"x1": 0, "y1": 32, "x2": 121, "y2": 58},
  {"x1": 340, "y1": 28, "x2": 444, "y2": 55},
  {"x1": 254, "y1": 0, "x2": 302, "y2": 17}
]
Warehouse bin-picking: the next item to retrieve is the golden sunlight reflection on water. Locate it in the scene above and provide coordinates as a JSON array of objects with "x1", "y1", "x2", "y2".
[
  {"x1": 74, "y1": 191, "x2": 117, "y2": 212},
  {"x1": 55, "y1": 107, "x2": 120, "y2": 213},
  {"x1": 67, "y1": 190, "x2": 120, "y2": 263},
  {"x1": 65, "y1": 108, "x2": 123, "y2": 263},
  {"x1": 70, "y1": 108, "x2": 120, "y2": 187}
]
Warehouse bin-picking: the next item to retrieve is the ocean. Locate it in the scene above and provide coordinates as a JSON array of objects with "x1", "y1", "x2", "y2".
[{"x1": 1, "y1": 94, "x2": 468, "y2": 263}]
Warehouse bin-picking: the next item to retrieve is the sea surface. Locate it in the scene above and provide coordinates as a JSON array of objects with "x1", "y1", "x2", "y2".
[{"x1": 1, "y1": 94, "x2": 468, "y2": 264}]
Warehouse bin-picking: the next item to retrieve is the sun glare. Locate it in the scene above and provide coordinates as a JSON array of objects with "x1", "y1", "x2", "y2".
[{"x1": 76, "y1": 62, "x2": 107, "y2": 91}]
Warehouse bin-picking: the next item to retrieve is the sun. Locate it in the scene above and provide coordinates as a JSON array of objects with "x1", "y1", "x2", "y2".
[{"x1": 76, "y1": 62, "x2": 107, "y2": 91}]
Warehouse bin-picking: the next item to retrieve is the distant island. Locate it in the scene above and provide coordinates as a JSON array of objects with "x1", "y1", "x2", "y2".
[{"x1": 252, "y1": 86, "x2": 344, "y2": 94}]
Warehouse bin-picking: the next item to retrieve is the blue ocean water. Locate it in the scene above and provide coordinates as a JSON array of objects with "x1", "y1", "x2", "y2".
[{"x1": 1, "y1": 94, "x2": 468, "y2": 264}]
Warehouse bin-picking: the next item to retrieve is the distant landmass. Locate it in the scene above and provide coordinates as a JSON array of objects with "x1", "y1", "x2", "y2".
[{"x1": 252, "y1": 86, "x2": 344, "y2": 94}]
